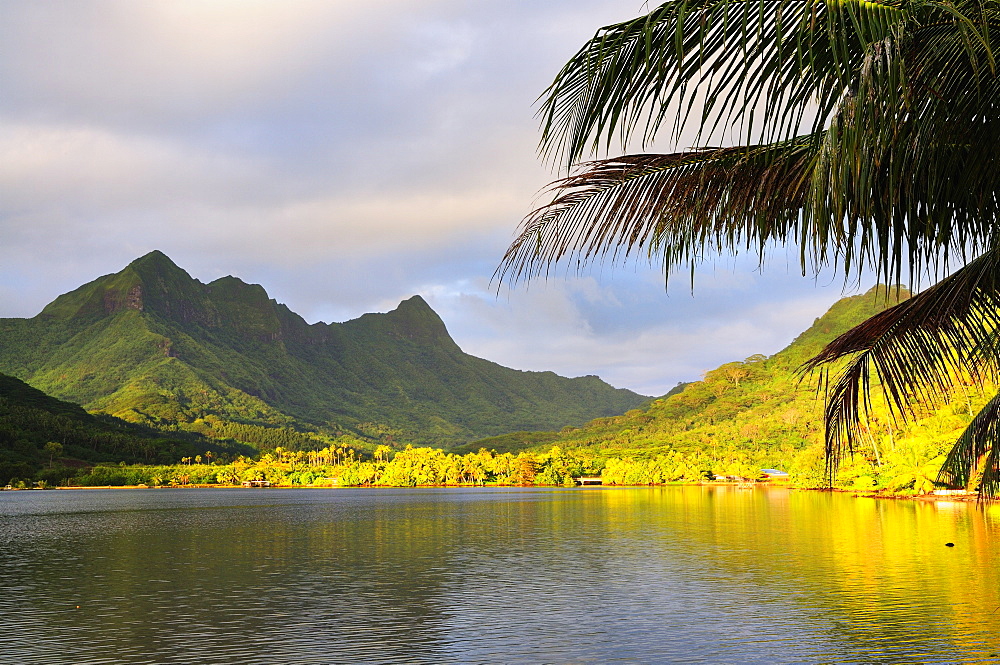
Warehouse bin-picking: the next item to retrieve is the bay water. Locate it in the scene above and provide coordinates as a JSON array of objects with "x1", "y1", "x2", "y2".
[{"x1": 1, "y1": 486, "x2": 998, "y2": 664}]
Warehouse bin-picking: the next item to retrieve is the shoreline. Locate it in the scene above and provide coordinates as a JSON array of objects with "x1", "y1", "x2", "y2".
[{"x1": 4, "y1": 481, "x2": 983, "y2": 502}]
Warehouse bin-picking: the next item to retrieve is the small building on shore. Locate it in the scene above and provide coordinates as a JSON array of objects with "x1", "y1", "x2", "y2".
[{"x1": 576, "y1": 477, "x2": 603, "y2": 486}]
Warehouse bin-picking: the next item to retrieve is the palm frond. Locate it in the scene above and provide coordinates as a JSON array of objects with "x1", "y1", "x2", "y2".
[
  {"x1": 801, "y1": 247, "x2": 1000, "y2": 476},
  {"x1": 538, "y1": 0, "x2": 912, "y2": 169},
  {"x1": 515, "y1": 0, "x2": 1000, "y2": 496},
  {"x1": 808, "y1": 7, "x2": 1000, "y2": 284},
  {"x1": 533, "y1": 0, "x2": 1000, "y2": 286},
  {"x1": 497, "y1": 137, "x2": 820, "y2": 285},
  {"x1": 938, "y1": 388, "x2": 1000, "y2": 496}
]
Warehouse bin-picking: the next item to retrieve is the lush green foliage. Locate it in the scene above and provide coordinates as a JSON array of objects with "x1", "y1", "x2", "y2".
[
  {"x1": 449, "y1": 430, "x2": 564, "y2": 455},
  {"x1": 0, "y1": 251, "x2": 647, "y2": 453},
  {"x1": 506, "y1": 0, "x2": 1000, "y2": 290},
  {"x1": 50, "y1": 444, "x2": 597, "y2": 489},
  {"x1": 7, "y1": 281, "x2": 983, "y2": 495},
  {"x1": 461, "y1": 286, "x2": 988, "y2": 494},
  {"x1": 0, "y1": 372, "x2": 251, "y2": 485}
]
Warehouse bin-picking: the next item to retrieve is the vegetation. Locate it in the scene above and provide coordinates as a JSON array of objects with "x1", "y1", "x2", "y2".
[
  {"x1": 4, "y1": 284, "x2": 981, "y2": 495},
  {"x1": 0, "y1": 251, "x2": 647, "y2": 453},
  {"x1": 3, "y1": 279, "x2": 984, "y2": 496},
  {"x1": 0, "y1": 372, "x2": 252, "y2": 486},
  {"x1": 500, "y1": 0, "x2": 1000, "y2": 495},
  {"x1": 24, "y1": 444, "x2": 593, "y2": 489},
  {"x1": 460, "y1": 286, "x2": 990, "y2": 495}
]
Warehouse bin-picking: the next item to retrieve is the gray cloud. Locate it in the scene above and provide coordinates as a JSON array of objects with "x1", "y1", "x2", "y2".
[{"x1": 0, "y1": 0, "x2": 867, "y2": 396}]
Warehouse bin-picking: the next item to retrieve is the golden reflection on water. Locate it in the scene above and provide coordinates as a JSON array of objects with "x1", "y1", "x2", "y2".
[{"x1": 598, "y1": 487, "x2": 1000, "y2": 660}]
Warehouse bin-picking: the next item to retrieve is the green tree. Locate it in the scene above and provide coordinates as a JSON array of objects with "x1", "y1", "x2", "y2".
[
  {"x1": 216, "y1": 466, "x2": 240, "y2": 485},
  {"x1": 499, "y1": 0, "x2": 1000, "y2": 495},
  {"x1": 43, "y1": 441, "x2": 63, "y2": 467},
  {"x1": 511, "y1": 453, "x2": 538, "y2": 486}
]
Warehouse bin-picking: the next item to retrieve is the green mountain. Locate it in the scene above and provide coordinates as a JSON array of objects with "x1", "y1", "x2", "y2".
[
  {"x1": 0, "y1": 251, "x2": 647, "y2": 450},
  {"x1": 462, "y1": 286, "x2": 928, "y2": 475}
]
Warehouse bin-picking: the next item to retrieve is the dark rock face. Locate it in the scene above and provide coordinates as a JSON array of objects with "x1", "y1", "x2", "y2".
[{"x1": 102, "y1": 284, "x2": 144, "y2": 314}]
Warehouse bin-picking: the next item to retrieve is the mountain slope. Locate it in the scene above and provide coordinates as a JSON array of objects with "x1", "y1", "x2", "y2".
[
  {"x1": 0, "y1": 252, "x2": 647, "y2": 449},
  {"x1": 529, "y1": 284, "x2": 991, "y2": 492},
  {"x1": 461, "y1": 286, "x2": 915, "y2": 467}
]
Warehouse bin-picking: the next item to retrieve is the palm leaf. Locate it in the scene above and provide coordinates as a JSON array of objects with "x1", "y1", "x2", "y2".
[
  {"x1": 538, "y1": 0, "x2": 911, "y2": 169},
  {"x1": 802, "y1": 247, "x2": 1000, "y2": 476},
  {"x1": 809, "y1": 9, "x2": 1000, "y2": 285},
  {"x1": 938, "y1": 388, "x2": 1000, "y2": 496},
  {"x1": 498, "y1": 137, "x2": 820, "y2": 285},
  {"x1": 513, "y1": 0, "x2": 1000, "y2": 495},
  {"x1": 533, "y1": 0, "x2": 1000, "y2": 285}
]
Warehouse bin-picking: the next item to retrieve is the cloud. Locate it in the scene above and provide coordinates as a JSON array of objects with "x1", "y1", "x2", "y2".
[
  {"x1": 422, "y1": 259, "x2": 857, "y2": 396},
  {"x1": 0, "y1": 0, "x2": 873, "y2": 395},
  {"x1": 0, "y1": 123, "x2": 266, "y2": 210},
  {"x1": 0, "y1": 2, "x2": 427, "y2": 126}
]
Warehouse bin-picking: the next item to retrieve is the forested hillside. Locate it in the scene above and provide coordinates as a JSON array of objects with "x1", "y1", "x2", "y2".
[
  {"x1": 463, "y1": 286, "x2": 984, "y2": 491},
  {"x1": 7, "y1": 284, "x2": 982, "y2": 493},
  {"x1": 540, "y1": 286, "x2": 909, "y2": 456},
  {"x1": 0, "y1": 372, "x2": 250, "y2": 484},
  {"x1": 0, "y1": 251, "x2": 647, "y2": 451}
]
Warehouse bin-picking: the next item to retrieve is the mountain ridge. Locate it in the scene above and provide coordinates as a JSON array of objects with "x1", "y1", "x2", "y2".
[{"x1": 0, "y1": 252, "x2": 648, "y2": 450}]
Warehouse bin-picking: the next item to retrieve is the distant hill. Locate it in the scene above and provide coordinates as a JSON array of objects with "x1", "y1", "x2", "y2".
[
  {"x1": 0, "y1": 251, "x2": 647, "y2": 450},
  {"x1": 462, "y1": 286, "x2": 915, "y2": 471},
  {"x1": 0, "y1": 372, "x2": 247, "y2": 484}
]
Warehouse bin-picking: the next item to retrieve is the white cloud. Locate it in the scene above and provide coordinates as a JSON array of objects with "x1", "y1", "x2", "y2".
[
  {"x1": 409, "y1": 20, "x2": 477, "y2": 78},
  {"x1": 0, "y1": 123, "x2": 267, "y2": 210},
  {"x1": 0, "y1": 1, "x2": 443, "y2": 124}
]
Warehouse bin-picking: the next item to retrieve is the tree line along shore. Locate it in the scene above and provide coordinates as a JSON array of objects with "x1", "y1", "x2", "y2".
[{"x1": 6, "y1": 440, "x2": 961, "y2": 498}]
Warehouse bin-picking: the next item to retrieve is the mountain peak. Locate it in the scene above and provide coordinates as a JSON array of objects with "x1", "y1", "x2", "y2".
[
  {"x1": 128, "y1": 249, "x2": 175, "y2": 269},
  {"x1": 9, "y1": 257, "x2": 650, "y2": 449},
  {"x1": 386, "y1": 295, "x2": 450, "y2": 341},
  {"x1": 395, "y1": 294, "x2": 432, "y2": 313},
  {"x1": 339, "y1": 294, "x2": 455, "y2": 348},
  {"x1": 39, "y1": 251, "x2": 203, "y2": 321},
  {"x1": 124, "y1": 250, "x2": 196, "y2": 284}
]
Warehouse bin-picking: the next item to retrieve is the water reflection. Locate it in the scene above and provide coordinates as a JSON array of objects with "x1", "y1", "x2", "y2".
[{"x1": 1, "y1": 487, "x2": 998, "y2": 664}]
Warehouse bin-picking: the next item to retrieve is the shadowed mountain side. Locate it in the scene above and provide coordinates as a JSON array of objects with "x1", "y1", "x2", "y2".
[
  {"x1": 0, "y1": 252, "x2": 648, "y2": 449},
  {"x1": 0, "y1": 372, "x2": 252, "y2": 482}
]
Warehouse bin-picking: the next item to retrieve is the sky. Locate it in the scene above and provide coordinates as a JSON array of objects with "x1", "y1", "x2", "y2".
[{"x1": 0, "y1": 0, "x2": 871, "y2": 397}]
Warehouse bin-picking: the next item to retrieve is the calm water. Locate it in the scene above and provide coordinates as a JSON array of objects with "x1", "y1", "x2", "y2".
[{"x1": 1, "y1": 486, "x2": 999, "y2": 664}]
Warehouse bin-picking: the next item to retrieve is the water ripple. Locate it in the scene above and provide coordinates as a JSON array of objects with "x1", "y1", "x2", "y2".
[{"x1": 1, "y1": 487, "x2": 998, "y2": 664}]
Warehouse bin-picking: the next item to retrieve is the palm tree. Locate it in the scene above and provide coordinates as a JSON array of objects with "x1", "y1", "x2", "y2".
[{"x1": 499, "y1": 0, "x2": 1000, "y2": 494}]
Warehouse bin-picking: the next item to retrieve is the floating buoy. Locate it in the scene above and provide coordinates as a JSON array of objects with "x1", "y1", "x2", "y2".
[{"x1": 945, "y1": 542, "x2": 955, "y2": 547}]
